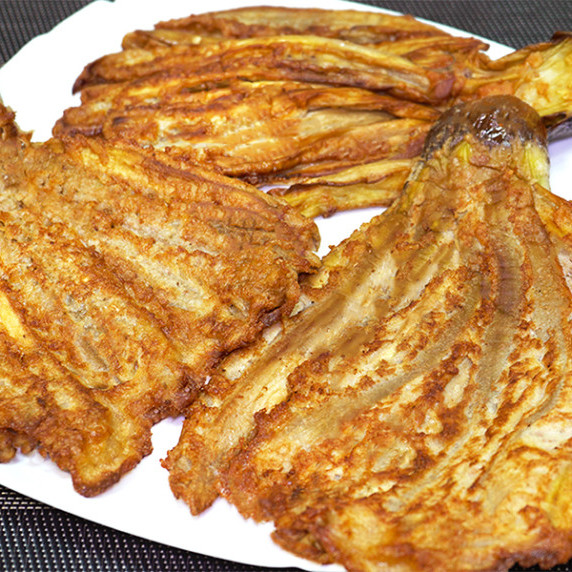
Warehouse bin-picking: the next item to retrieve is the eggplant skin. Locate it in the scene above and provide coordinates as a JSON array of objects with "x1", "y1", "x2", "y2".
[
  {"x1": 166, "y1": 96, "x2": 572, "y2": 571},
  {"x1": 423, "y1": 94, "x2": 547, "y2": 159}
]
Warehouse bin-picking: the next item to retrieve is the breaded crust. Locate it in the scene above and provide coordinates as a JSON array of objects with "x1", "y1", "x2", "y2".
[
  {"x1": 165, "y1": 96, "x2": 572, "y2": 571},
  {"x1": 0, "y1": 106, "x2": 319, "y2": 496},
  {"x1": 56, "y1": 7, "x2": 572, "y2": 218}
]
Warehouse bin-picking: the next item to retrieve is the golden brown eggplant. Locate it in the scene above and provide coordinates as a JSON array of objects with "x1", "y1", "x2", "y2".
[
  {"x1": 461, "y1": 32, "x2": 572, "y2": 127},
  {"x1": 0, "y1": 106, "x2": 319, "y2": 496},
  {"x1": 141, "y1": 6, "x2": 449, "y2": 47},
  {"x1": 59, "y1": 8, "x2": 572, "y2": 218},
  {"x1": 165, "y1": 96, "x2": 572, "y2": 571},
  {"x1": 72, "y1": 35, "x2": 453, "y2": 103},
  {"x1": 269, "y1": 158, "x2": 413, "y2": 218},
  {"x1": 55, "y1": 81, "x2": 437, "y2": 184}
]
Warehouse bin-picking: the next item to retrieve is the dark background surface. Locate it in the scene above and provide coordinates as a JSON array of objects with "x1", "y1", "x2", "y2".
[{"x1": 1, "y1": 1, "x2": 572, "y2": 570}]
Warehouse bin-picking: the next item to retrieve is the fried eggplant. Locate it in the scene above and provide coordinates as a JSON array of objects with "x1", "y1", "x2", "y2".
[
  {"x1": 269, "y1": 158, "x2": 413, "y2": 218},
  {"x1": 165, "y1": 96, "x2": 572, "y2": 571},
  {"x1": 128, "y1": 6, "x2": 449, "y2": 48},
  {"x1": 0, "y1": 106, "x2": 319, "y2": 496},
  {"x1": 57, "y1": 7, "x2": 572, "y2": 219},
  {"x1": 462, "y1": 32, "x2": 572, "y2": 127},
  {"x1": 55, "y1": 81, "x2": 437, "y2": 185},
  {"x1": 72, "y1": 35, "x2": 454, "y2": 104}
]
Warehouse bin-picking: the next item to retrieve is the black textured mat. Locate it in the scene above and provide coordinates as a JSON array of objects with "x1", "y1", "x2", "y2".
[
  {"x1": 1, "y1": 1, "x2": 571, "y2": 571},
  {"x1": 361, "y1": 0, "x2": 572, "y2": 49}
]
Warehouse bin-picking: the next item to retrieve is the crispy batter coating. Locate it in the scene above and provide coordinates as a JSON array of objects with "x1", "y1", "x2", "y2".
[
  {"x1": 268, "y1": 158, "x2": 413, "y2": 218},
  {"x1": 56, "y1": 7, "x2": 572, "y2": 218},
  {"x1": 0, "y1": 107, "x2": 319, "y2": 496},
  {"x1": 71, "y1": 35, "x2": 454, "y2": 103},
  {"x1": 165, "y1": 96, "x2": 572, "y2": 571},
  {"x1": 137, "y1": 6, "x2": 449, "y2": 47},
  {"x1": 56, "y1": 81, "x2": 437, "y2": 185}
]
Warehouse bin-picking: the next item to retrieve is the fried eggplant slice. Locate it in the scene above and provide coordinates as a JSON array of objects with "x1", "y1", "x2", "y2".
[
  {"x1": 132, "y1": 6, "x2": 449, "y2": 48},
  {"x1": 0, "y1": 106, "x2": 319, "y2": 495},
  {"x1": 55, "y1": 81, "x2": 437, "y2": 185},
  {"x1": 269, "y1": 158, "x2": 413, "y2": 218},
  {"x1": 461, "y1": 32, "x2": 572, "y2": 126},
  {"x1": 165, "y1": 96, "x2": 572, "y2": 571},
  {"x1": 121, "y1": 9, "x2": 484, "y2": 58},
  {"x1": 71, "y1": 35, "x2": 455, "y2": 104},
  {"x1": 60, "y1": 8, "x2": 572, "y2": 219}
]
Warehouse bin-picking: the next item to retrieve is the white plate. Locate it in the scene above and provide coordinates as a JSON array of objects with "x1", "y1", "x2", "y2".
[{"x1": 0, "y1": 1, "x2": 570, "y2": 570}]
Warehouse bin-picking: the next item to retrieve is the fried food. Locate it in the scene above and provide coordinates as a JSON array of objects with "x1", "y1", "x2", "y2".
[
  {"x1": 56, "y1": 7, "x2": 572, "y2": 219},
  {"x1": 59, "y1": 5, "x2": 486, "y2": 188},
  {"x1": 269, "y1": 158, "x2": 413, "y2": 218},
  {"x1": 164, "y1": 96, "x2": 572, "y2": 571},
  {"x1": 273, "y1": 32, "x2": 572, "y2": 216},
  {"x1": 56, "y1": 81, "x2": 437, "y2": 186},
  {"x1": 462, "y1": 31, "x2": 572, "y2": 125},
  {"x1": 71, "y1": 34, "x2": 455, "y2": 103},
  {"x1": 123, "y1": 6, "x2": 449, "y2": 49},
  {"x1": 0, "y1": 105, "x2": 319, "y2": 496}
]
